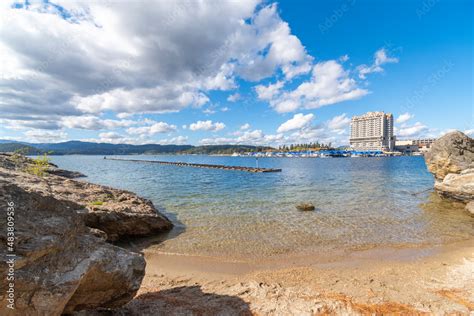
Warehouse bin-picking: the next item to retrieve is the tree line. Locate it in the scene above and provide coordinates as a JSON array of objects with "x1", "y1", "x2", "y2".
[{"x1": 276, "y1": 142, "x2": 334, "y2": 152}]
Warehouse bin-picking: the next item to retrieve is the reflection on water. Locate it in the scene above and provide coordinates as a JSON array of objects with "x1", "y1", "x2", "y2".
[{"x1": 50, "y1": 155, "x2": 474, "y2": 259}]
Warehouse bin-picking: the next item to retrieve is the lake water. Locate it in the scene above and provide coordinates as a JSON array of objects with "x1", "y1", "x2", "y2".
[{"x1": 50, "y1": 155, "x2": 473, "y2": 259}]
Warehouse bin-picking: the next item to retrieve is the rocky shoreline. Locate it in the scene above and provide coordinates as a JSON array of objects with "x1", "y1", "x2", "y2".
[
  {"x1": 0, "y1": 153, "x2": 173, "y2": 242},
  {"x1": 0, "y1": 153, "x2": 172, "y2": 315}
]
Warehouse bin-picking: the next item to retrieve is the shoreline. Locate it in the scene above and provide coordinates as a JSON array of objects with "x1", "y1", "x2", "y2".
[
  {"x1": 141, "y1": 238, "x2": 474, "y2": 277},
  {"x1": 118, "y1": 239, "x2": 474, "y2": 314}
]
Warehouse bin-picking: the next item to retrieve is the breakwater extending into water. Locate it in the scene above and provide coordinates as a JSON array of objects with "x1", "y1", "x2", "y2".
[{"x1": 105, "y1": 157, "x2": 282, "y2": 173}]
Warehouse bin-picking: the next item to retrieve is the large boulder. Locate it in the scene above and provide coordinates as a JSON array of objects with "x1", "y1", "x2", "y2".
[
  {"x1": 0, "y1": 154, "x2": 173, "y2": 241},
  {"x1": 425, "y1": 131, "x2": 474, "y2": 180},
  {"x1": 0, "y1": 181, "x2": 145, "y2": 315},
  {"x1": 424, "y1": 131, "x2": 474, "y2": 203},
  {"x1": 435, "y1": 168, "x2": 474, "y2": 202}
]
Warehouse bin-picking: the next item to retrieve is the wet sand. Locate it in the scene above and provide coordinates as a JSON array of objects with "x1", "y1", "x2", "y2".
[{"x1": 116, "y1": 239, "x2": 474, "y2": 315}]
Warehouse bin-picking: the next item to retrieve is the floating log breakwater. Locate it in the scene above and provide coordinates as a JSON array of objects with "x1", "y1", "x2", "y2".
[{"x1": 106, "y1": 157, "x2": 282, "y2": 173}]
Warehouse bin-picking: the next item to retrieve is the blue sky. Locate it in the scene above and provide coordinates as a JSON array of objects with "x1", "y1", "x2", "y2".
[{"x1": 0, "y1": 0, "x2": 472, "y2": 145}]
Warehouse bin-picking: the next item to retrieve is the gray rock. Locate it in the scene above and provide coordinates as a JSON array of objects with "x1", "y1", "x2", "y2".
[
  {"x1": 0, "y1": 182, "x2": 145, "y2": 315},
  {"x1": 425, "y1": 131, "x2": 474, "y2": 181},
  {"x1": 424, "y1": 131, "x2": 474, "y2": 203},
  {"x1": 435, "y1": 169, "x2": 474, "y2": 202},
  {"x1": 88, "y1": 227, "x2": 109, "y2": 240},
  {"x1": 47, "y1": 167, "x2": 86, "y2": 178}
]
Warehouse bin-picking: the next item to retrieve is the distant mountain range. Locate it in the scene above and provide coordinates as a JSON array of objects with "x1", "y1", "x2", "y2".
[{"x1": 0, "y1": 140, "x2": 272, "y2": 155}]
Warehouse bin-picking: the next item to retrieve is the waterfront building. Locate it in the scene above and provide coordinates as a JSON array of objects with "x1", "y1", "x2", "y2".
[
  {"x1": 394, "y1": 138, "x2": 437, "y2": 154},
  {"x1": 395, "y1": 140, "x2": 419, "y2": 154},
  {"x1": 413, "y1": 138, "x2": 436, "y2": 148},
  {"x1": 395, "y1": 140, "x2": 414, "y2": 146},
  {"x1": 350, "y1": 111, "x2": 395, "y2": 151}
]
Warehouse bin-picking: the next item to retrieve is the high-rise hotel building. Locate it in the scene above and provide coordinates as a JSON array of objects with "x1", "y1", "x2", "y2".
[{"x1": 350, "y1": 111, "x2": 395, "y2": 151}]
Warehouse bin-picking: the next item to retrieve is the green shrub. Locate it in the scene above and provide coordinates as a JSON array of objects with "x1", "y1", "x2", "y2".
[
  {"x1": 90, "y1": 201, "x2": 104, "y2": 206},
  {"x1": 27, "y1": 154, "x2": 50, "y2": 177}
]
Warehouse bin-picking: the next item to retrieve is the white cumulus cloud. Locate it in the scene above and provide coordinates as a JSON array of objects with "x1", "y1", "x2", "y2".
[
  {"x1": 61, "y1": 116, "x2": 136, "y2": 130},
  {"x1": 126, "y1": 122, "x2": 177, "y2": 135},
  {"x1": 277, "y1": 113, "x2": 314, "y2": 133},
  {"x1": 227, "y1": 93, "x2": 241, "y2": 102},
  {"x1": 396, "y1": 112, "x2": 414, "y2": 124},
  {"x1": 240, "y1": 123, "x2": 251, "y2": 130},
  {"x1": 397, "y1": 122, "x2": 428, "y2": 137},
  {"x1": 327, "y1": 113, "x2": 350, "y2": 130},
  {"x1": 357, "y1": 48, "x2": 399, "y2": 79},
  {"x1": 269, "y1": 61, "x2": 369, "y2": 113},
  {"x1": 189, "y1": 120, "x2": 226, "y2": 132},
  {"x1": 255, "y1": 81, "x2": 284, "y2": 101}
]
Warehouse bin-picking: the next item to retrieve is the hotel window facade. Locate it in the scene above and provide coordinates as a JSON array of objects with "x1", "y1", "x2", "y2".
[{"x1": 350, "y1": 111, "x2": 395, "y2": 151}]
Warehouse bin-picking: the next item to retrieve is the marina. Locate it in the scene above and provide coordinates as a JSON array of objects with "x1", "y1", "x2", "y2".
[{"x1": 237, "y1": 150, "x2": 389, "y2": 158}]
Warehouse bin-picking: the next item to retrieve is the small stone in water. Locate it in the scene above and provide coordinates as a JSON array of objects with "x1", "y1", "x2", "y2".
[{"x1": 296, "y1": 203, "x2": 315, "y2": 211}]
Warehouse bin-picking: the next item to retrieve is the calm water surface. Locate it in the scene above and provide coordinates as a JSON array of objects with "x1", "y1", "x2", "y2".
[{"x1": 50, "y1": 155, "x2": 473, "y2": 259}]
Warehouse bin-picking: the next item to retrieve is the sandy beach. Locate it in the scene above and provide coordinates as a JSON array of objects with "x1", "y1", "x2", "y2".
[{"x1": 112, "y1": 239, "x2": 474, "y2": 315}]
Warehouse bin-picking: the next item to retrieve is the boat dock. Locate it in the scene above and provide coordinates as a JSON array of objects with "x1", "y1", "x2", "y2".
[{"x1": 105, "y1": 158, "x2": 282, "y2": 173}]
